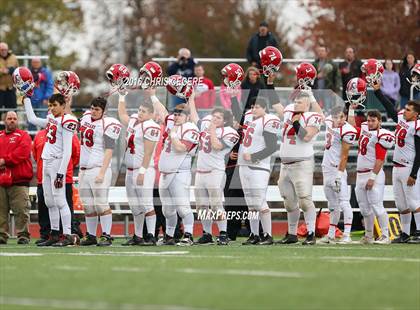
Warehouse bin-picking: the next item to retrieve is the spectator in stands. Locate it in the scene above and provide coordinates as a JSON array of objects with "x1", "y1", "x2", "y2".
[
  {"x1": 399, "y1": 52, "x2": 419, "y2": 108},
  {"x1": 240, "y1": 66, "x2": 266, "y2": 113},
  {"x1": 30, "y1": 58, "x2": 54, "y2": 121},
  {"x1": 381, "y1": 59, "x2": 400, "y2": 107},
  {"x1": 192, "y1": 64, "x2": 215, "y2": 115},
  {"x1": 0, "y1": 112, "x2": 33, "y2": 244},
  {"x1": 32, "y1": 128, "x2": 82, "y2": 244},
  {"x1": 338, "y1": 46, "x2": 362, "y2": 99},
  {"x1": 246, "y1": 21, "x2": 278, "y2": 68},
  {"x1": 0, "y1": 42, "x2": 19, "y2": 119}
]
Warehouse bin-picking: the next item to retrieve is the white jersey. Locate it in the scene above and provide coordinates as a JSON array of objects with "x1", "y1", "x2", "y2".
[
  {"x1": 42, "y1": 113, "x2": 78, "y2": 160},
  {"x1": 158, "y1": 118, "x2": 199, "y2": 173},
  {"x1": 124, "y1": 114, "x2": 161, "y2": 169},
  {"x1": 196, "y1": 115, "x2": 240, "y2": 171},
  {"x1": 322, "y1": 116, "x2": 358, "y2": 170},
  {"x1": 393, "y1": 111, "x2": 420, "y2": 167},
  {"x1": 356, "y1": 122, "x2": 395, "y2": 171},
  {"x1": 238, "y1": 113, "x2": 281, "y2": 170},
  {"x1": 79, "y1": 112, "x2": 122, "y2": 169},
  {"x1": 279, "y1": 104, "x2": 323, "y2": 163}
]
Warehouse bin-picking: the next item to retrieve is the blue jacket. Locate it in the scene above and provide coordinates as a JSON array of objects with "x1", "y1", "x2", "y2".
[{"x1": 31, "y1": 67, "x2": 54, "y2": 107}]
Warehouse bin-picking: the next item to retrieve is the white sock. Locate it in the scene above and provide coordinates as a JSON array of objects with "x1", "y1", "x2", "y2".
[
  {"x1": 59, "y1": 206, "x2": 72, "y2": 235},
  {"x1": 400, "y1": 213, "x2": 411, "y2": 235},
  {"x1": 201, "y1": 219, "x2": 212, "y2": 235},
  {"x1": 342, "y1": 202, "x2": 353, "y2": 236},
  {"x1": 85, "y1": 216, "x2": 98, "y2": 236},
  {"x1": 145, "y1": 214, "x2": 156, "y2": 236},
  {"x1": 378, "y1": 212, "x2": 389, "y2": 237},
  {"x1": 48, "y1": 207, "x2": 60, "y2": 231},
  {"x1": 217, "y1": 220, "x2": 227, "y2": 233},
  {"x1": 182, "y1": 212, "x2": 194, "y2": 235},
  {"x1": 250, "y1": 218, "x2": 259, "y2": 235},
  {"x1": 328, "y1": 209, "x2": 340, "y2": 238},
  {"x1": 364, "y1": 213, "x2": 374, "y2": 238},
  {"x1": 304, "y1": 207, "x2": 316, "y2": 235},
  {"x1": 287, "y1": 209, "x2": 300, "y2": 235},
  {"x1": 133, "y1": 213, "x2": 145, "y2": 238},
  {"x1": 260, "y1": 210, "x2": 272, "y2": 235},
  {"x1": 165, "y1": 213, "x2": 177, "y2": 237},
  {"x1": 99, "y1": 214, "x2": 112, "y2": 235},
  {"x1": 414, "y1": 212, "x2": 420, "y2": 231}
]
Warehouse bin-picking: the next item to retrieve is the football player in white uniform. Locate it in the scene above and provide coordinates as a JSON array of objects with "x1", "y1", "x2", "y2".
[
  {"x1": 118, "y1": 94, "x2": 161, "y2": 246},
  {"x1": 348, "y1": 107, "x2": 395, "y2": 244},
  {"x1": 24, "y1": 94, "x2": 79, "y2": 246},
  {"x1": 373, "y1": 82, "x2": 420, "y2": 243},
  {"x1": 320, "y1": 106, "x2": 357, "y2": 244},
  {"x1": 277, "y1": 91, "x2": 324, "y2": 245},
  {"x1": 189, "y1": 94, "x2": 240, "y2": 245},
  {"x1": 151, "y1": 94, "x2": 199, "y2": 246},
  {"x1": 78, "y1": 97, "x2": 122, "y2": 246}
]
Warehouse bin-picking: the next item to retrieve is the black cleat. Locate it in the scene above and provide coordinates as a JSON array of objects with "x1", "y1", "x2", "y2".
[
  {"x1": 160, "y1": 234, "x2": 176, "y2": 246},
  {"x1": 242, "y1": 234, "x2": 260, "y2": 245},
  {"x1": 216, "y1": 232, "x2": 229, "y2": 245},
  {"x1": 52, "y1": 234, "x2": 77, "y2": 247},
  {"x1": 122, "y1": 235, "x2": 144, "y2": 246},
  {"x1": 276, "y1": 233, "x2": 298, "y2": 245},
  {"x1": 97, "y1": 233, "x2": 112, "y2": 246},
  {"x1": 35, "y1": 237, "x2": 49, "y2": 245},
  {"x1": 17, "y1": 237, "x2": 30, "y2": 245},
  {"x1": 80, "y1": 234, "x2": 97, "y2": 246},
  {"x1": 302, "y1": 232, "x2": 316, "y2": 245},
  {"x1": 177, "y1": 232, "x2": 194, "y2": 246},
  {"x1": 408, "y1": 231, "x2": 420, "y2": 244},
  {"x1": 195, "y1": 232, "x2": 214, "y2": 245},
  {"x1": 391, "y1": 232, "x2": 410, "y2": 243},
  {"x1": 142, "y1": 233, "x2": 157, "y2": 246},
  {"x1": 37, "y1": 234, "x2": 60, "y2": 247},
  {"x1": 258, "y1": 233, "x2": 274, "y2": 245}
]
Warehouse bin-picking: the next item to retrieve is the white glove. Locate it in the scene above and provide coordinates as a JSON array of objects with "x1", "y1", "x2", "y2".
[{"x1": 333, "y1": 171, "x2": 343, "y2": 193}]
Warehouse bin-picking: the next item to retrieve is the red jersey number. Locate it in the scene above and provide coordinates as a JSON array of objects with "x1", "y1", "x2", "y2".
[
  {"x1": 127, "y1": 134, "x2": 135, "y2": 154},
  {"x1": 359, "y1": 136, "x2": 369, "y2": 155},
  {"x1": 243, "y1": 127, "x2": 254, "y2": 147},
  {"x1": 80, "y1": 126, "x2": 94, "y2": 147},
  {"x1": 395, "y1": 125, "x2": 407, "y2": 148},
  {"x1": 45, "y1": 123, "x2": 57, "y2": 144}
]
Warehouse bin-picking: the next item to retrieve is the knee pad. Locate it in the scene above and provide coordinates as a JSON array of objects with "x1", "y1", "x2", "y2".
[
  {"x1": 298, "y1": 196, "x2": 314, "y2": 212},
  {"x1": 284, "y1": 199, "x2": 299, "y2": 212},
  {"x1": 177, "y1": 205, "x2": 192, "y2": 219},
  {"x1": 95, "y1": 205, "x2": 112, "y2": 215},
  {"x1": 162, "y1": 205, "x2": 176, "y2": 219},
  {"x1": 83, "y1": 205, "x2": 96, "y2": 215}
]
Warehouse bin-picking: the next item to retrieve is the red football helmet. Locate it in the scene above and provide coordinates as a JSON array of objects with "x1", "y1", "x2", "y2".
[
  {"x1": 166, "y1": 75, "x2": 193, "y2": 99},
  {"x1": 346, "y1": 77, "x2": 367, "y2": 107},
  {"x1": 106, "y1": 64, "x2": 130, "y2": 94},
  {"x1": 12, "y1": 67, "x2": 35, "y2": 97},
  {"x1": 259, "y1": 46, "x2": 282, "y2": 76},
  {"x1": 296, "y1": 62, "x2": 317, "y2": 89},
  {"x1": 138, "y1": 61, "x2": 163, "y2": 89},
  {"x1": 361, "y1": 58, "x2": 384, "y2": 86},
  {"x1": 221, "y1": 63, "x2": 244, "y2": 89},
  {"x1": 410, "y1": 63, "x2": 420, "y2": 87},
  {"x1": 55, "y1": 71, "x2": 80, "y2": 97}
]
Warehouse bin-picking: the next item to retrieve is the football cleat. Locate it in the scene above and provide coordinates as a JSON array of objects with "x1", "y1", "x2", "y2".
[
  {"x1": 337, "y1": 235, "x2": 352, "y2": 244},
  {"x1": 276, "y1": 233, "x2": 298, "y2": 245},
  {"x1": 52, "y1": 234, "x2": 77, "y2": 247},
  {"x1": 157, "y1": 234, "x2": 176, "y2": 246},
  {"x1": 17, "y1": 237, "x2": 30, "y2": 245},
  {"x1": 319, "y1": 235, "x2": 336, "y2": 244},
  {"x1": 391, "y1": 232, "x2": 410, "y2": 244},
  {"x1": 258, "y1": 233, "x2": 274, "y2": 245},
  {"x1": 359, "y1": 235, "x2": 374, "y2": 245},
  {"x1": 302, "y1": 232, "x2": 316, "y2": 245},
  {"x1": 216, "y1": 232, "x2": 229, "y2": 246},
  {"x1": 37, "y1": 234, "x2": 60, "y2": 247},
  {"x1": 374, "y1": 235, "x2": 391, "y2": 245},
  {"x1": 80, "y1": 234, "x2": 97, "y2": 246},
  {"x1": 142, "y1": 233, "x2": 157, "y2": 246},
  {"x1": 122, "y1": 235, "x2": 144, "y2": 246},
  {"x1": 195, "y1": 232, "x2": 214, "y2": 245},
  {"x1": 242, "y1": 233, "x2": 260, "y2": 245},
  {"x1": 35, "y1": 238, "x2": 49, "y2": 245},
  {"x1": 97, "y1": 233, "x2": 113, "y2": 247},
  {"x1": 177, "y1": 233, "x2": 194, "y2": 246},
  {"x1": 407, "y1": 230, "x2": 420, "y2": 244}
]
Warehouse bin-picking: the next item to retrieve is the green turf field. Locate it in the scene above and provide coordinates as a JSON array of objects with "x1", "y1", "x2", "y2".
[{"x1": 0, "y1": 238, "x2": 419, "y2": 310}]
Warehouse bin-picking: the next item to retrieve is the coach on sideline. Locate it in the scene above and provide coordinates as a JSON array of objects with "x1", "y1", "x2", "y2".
[{"x1": 0, "y1": 111, "x2": 33, "y2": 244}]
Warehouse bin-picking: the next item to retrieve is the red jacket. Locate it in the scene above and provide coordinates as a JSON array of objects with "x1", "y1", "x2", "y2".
[
  {"x1": 32, "y1": 129, "x2": 80, "y2": 184},
  {"x1": 0, "y1": 129, "x2": 33, "y2": 184},
  {"x1": 193, "y1": 77, "x2": 216, "y2": 109}
]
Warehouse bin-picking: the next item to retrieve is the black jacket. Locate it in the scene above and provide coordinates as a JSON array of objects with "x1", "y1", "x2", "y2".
[
  {"x1": 246, "y1": 32, "x2": 278, "y2": 67},
  {"x1": 167, "y1": 58, "x2": 196, "y2": 78},
  {"x1": 399, "y1": 65, "x2": 418, "y2": 98},
  {"x1": 339, "y1": 59, "x2": 363, "y2": 99}
]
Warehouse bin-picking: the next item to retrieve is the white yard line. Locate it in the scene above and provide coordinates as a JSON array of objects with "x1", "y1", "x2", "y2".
[
  {"x1": 0, "y1": 296, "x2": 207, "y2": 310},
  {"x1": 320, "y1": 256, "x2": 420, "y2": 263},
  {"x1": 55, "y1": 265, "x2": 88, "y2": 271},
  {"x1": 177, "y1": 268, "x2": 305, "y2": 278},
  {"x1": 0, "y1": 252, "x2": 43, "y2": 256}
]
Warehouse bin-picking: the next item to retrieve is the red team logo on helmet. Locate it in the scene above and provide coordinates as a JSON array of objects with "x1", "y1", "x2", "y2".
[
  {"x1": 106, "y1": 63, "x2": 131, "y2": 94},
  {"x1": 346, "y1": 77, "x2": 367, "y2": 107},
  {"x1": 361, "y1": 58, "x2": 384, "y2": 86},
  {"x1": 295, "y1": 62, "x2": 317, "y2": 89},
  {"x1": 55, "y1": 71, "x2": 80, "y2": 97},
  {"x1": 221, "y1": 63, "x2": 244, "y2": 89},
  {"x1": 166, "y1": 74, "x2": 193, "y2": 99},
  {"x1": 138, "y1": 61, "x2": 163, "y2": 89},
  {"x1": 259, "y1": 46, "x2": 282, "y2": 76},
  {"x1": 12, "y1": 66, "x2": 35, "y2": 97}
]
